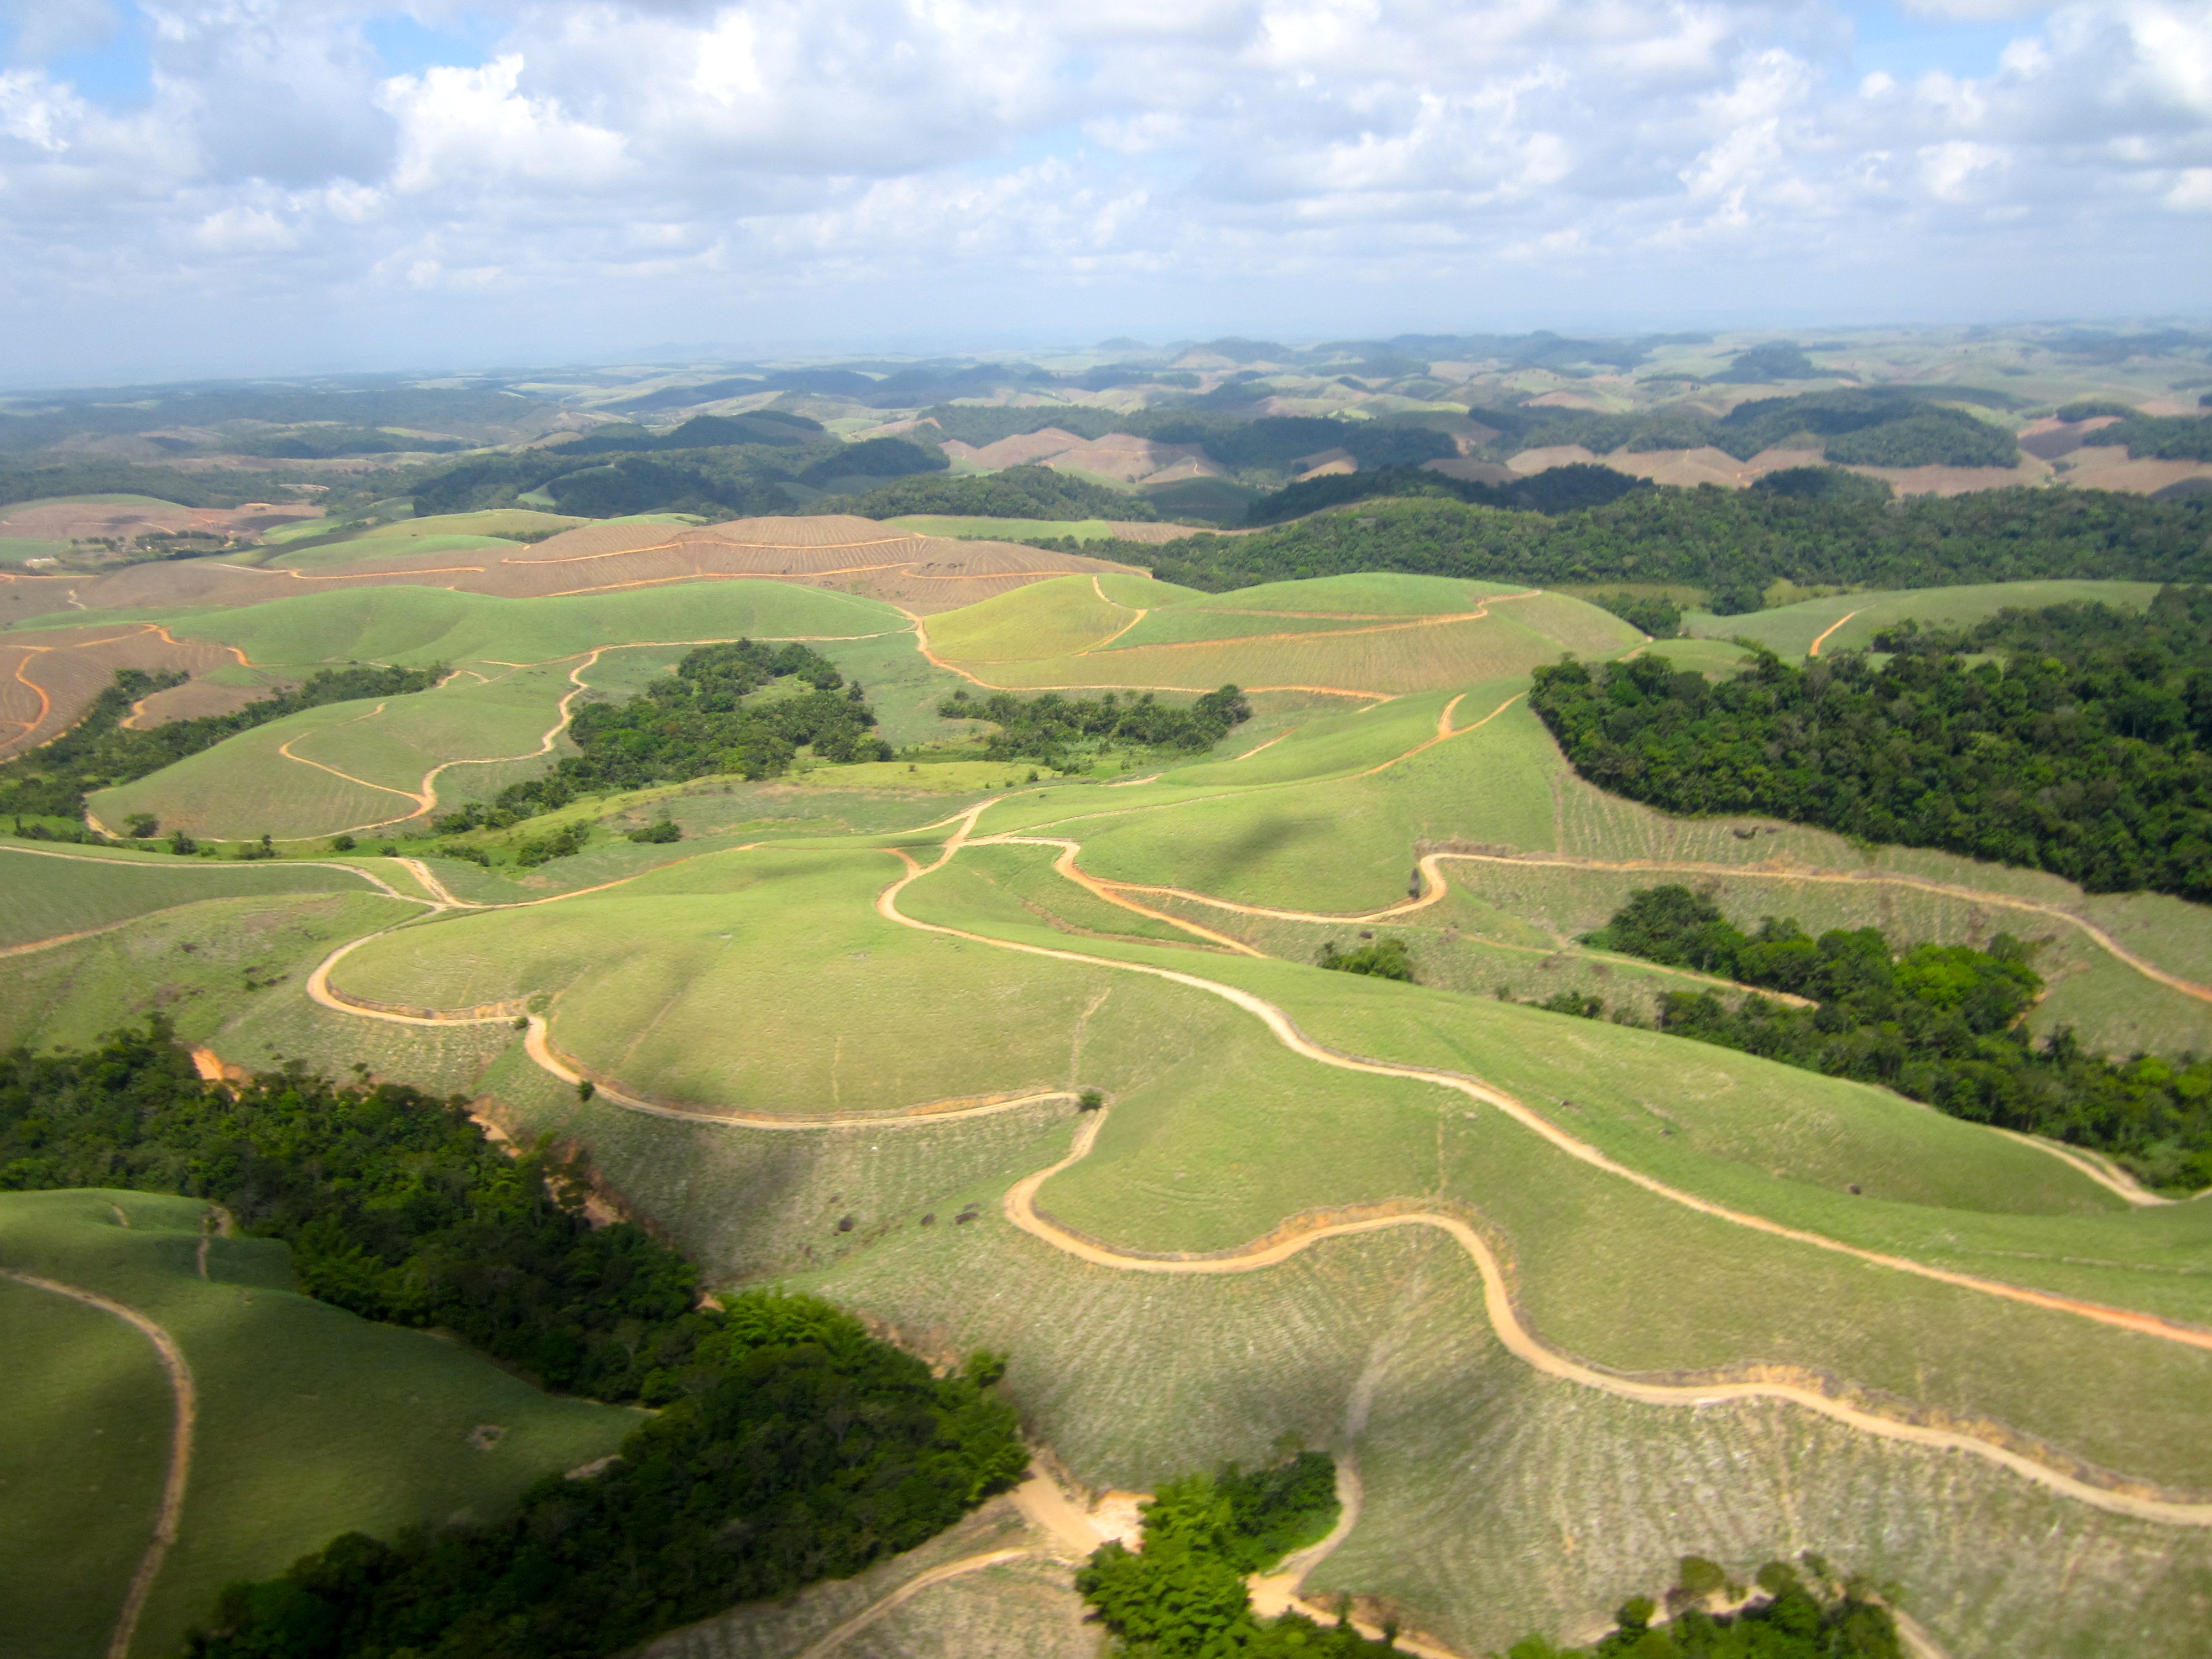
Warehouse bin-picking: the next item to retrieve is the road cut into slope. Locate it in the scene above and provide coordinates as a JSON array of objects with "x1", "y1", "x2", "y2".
[
  {"x1": 1, "y1": 1264, "x2": 197, "y2": 1659},
  {"x1": 860, "y1": 804, "x2": 2212, "y2": 1526},
  {"x1": 263, "y1": 625, "x2": 901, "y2": 843},
  {"x1": 1073, "y1": 844, "x2": 2212, "y2": 1011}
]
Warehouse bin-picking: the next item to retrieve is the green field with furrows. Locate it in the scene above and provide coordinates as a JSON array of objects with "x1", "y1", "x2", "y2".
[
  {"x1": 0, "y1": 1189, "x2": 637, "y2": 1659},
  {"x1": 1688, "y1": 579, "x2": 2165, "y2": 658},
  {"x1": 925, "y1": 572, "x2": 1643, "y2": 695},
  {"x1": 0, "y1": 889, "x2": 422, "y2": 1054},
  {"x1": 0, "y1": 845, "x2": 392, "y2": 948},
  {"x1": 58, "y1": 583, "x2": 934, "y2": 839},
  {"x1": 15, "y1": 566, "x2": 2212, "y2": 1659}
]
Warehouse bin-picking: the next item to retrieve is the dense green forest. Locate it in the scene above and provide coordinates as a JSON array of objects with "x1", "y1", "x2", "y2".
[
  {"x1": 941, "y1": 684, "x2": 1250, "y2": 768},
  {"x1": 403, "y1": 427, "x2": 944, "y2": 519},
  {"x1": 1077, "y1": 1454, "x2": 1401, "y2": 1657},
  {"x1": 1243, "y1": 461, "x2": 1648, "y2": 526},
  {"x1": 2081, "y1": 413, "x2": 2212, "y2": 462},
  {"x1": 231, "y1": 426, "x2": 468, "y2": 458},
  {"x1": 1062, "y1": 488, "x2": 2212, "y2": 601},
  {"x1": 1575, "y1": 885, "x2": 2212, "y2": 1188},
  {"x1": 1503, "y1": 1557, "x2": 1904, "y2": 1659},
  {"x1": 824, "y1": 463, "x2": 1162, "y2": 520},
  {"x1": 1530, "y1": 587, "x2": 2212, "y2": 902},
  {"x1": 0, "y1": 1023, "x2": 1026, "y2": 1658},
  {"x1": 0, "y1": 662, "x2": 444, "y2": 826},
  {"x1": 1465, "y1": 386, "x2": 2023, "y2": 467},
  {"x1": 0, "y1": 460, "x2": 313, "y2": 510}
]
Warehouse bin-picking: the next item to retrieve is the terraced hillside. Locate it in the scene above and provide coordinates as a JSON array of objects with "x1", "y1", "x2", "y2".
[{"x1": 6, "y1": 567, "x2": 2210, "y2": 1659}]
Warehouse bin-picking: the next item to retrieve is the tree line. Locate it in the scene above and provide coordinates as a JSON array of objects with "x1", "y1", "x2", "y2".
[
  {"x1": 1051, "y1": 487, "x2": 2211, "y2": 604},
  {"x1": 941, "y1": 684, "x2": 1251, "y2": 769},
  {"x1": 823, "y1": 463, "x2": 1163, "y2": 522},
  {"x1": 1502, "y1": 1556, "x2": 1903, "y2": 1659},
  {"x1": 1571, "y1": 886, "x2": 2212, "y2": 1191},
  {"x1": 0, "y1": 1022, "x2": 1027, "y2": 1658},
  {"x1": 1527, "y1": 587, "x2": 2212, "y2": 904},
  {"x1": 0, "y1": 662, "x2": 445, "y2": 826}
]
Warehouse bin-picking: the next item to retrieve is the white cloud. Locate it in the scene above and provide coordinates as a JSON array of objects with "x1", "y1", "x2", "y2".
[{"x1": 0, "y1": 0, "x2": 2205, "y2": 380}]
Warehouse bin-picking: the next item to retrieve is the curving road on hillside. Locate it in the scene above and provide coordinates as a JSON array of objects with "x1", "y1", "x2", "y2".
[{"x1": 2, "y1": 1264, "x2": 196, "y2": 1659}]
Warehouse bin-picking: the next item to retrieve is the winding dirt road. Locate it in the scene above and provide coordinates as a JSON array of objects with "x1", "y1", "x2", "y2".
[
  {"x1": 858, "y1": 805, "x2": 2212, "y2": 1526},
  {"x1": 3, "y1": 1265, "x2": 196, "y2": 1659}
]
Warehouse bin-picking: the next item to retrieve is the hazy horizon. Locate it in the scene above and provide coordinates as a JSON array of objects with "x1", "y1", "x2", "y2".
[{"x1": 2, "y1": 1, "x2": 2206, "y2": 386}]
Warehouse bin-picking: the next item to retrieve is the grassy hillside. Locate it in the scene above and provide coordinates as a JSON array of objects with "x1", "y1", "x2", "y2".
[
  {"x1": 0, "y1": 1188, "x2": 637, "y2": 1659},
  {"x1": 924, "y1": 573, "x2": 1642, "y2": 696},
  {"x1": 1690, "y1": 579, "x2": 2165, "y2": 658},
  {"x1": 16, "y1": 570, "x2": 2212, "y2": 1659},
  {"x1": 69, "y1": 583, "x2": 926, "y2": 839}
]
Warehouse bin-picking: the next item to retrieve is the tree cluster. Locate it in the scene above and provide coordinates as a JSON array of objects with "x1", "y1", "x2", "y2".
[
  {"x1": 1503, "y1": 1556, "x2": 1903, "y2": 1659},
  {"x1": 404, "y1": 427, "x2": 943, "y2": 521},
  {"x1": 940, "y1": 684, "x2": 1250, "y2": 768},
  {"x1": 232, "y1": 426, "x2": 468, "y2": 459},
  {"x1": 1528, "y1": 587, "x2": 2212, "y2": 903},
  {"x1": 0, "y1": 1022, "x2": 1028, "y2": 1659},
  {"x1": 1574, "y1": 886, "x2": 2212, "y2": 1190},
  {"x1": 503, "y1": 639, "x2": 890, "y2": 807},
  {"x1": 823, "y1": 463, "x2": 1162, "y2": 521},
  {"x1": 1316, "y1": 937, "x2": 1417, "y2": 982},
  {"x1": 2080, "y1": 413, "x2": 2212, "y2": 462},
  {"x1": 1586, "y1": 592, "x2": 1684, "y2": 638},
  {"x1": 0, "y1": 460, "x2": 312, "y2": 511},
  {"x1": 1076, "y1": 1454, "x2": 1395, "y2": 1658},
  {"x1": 1241, "y1": 461, "x2": 1647, "y2": 526},
  {"x1": 0, "y1": 662, "x2": 445, "y2": 824}
]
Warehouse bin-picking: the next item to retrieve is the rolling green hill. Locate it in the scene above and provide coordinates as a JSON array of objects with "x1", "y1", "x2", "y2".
[{"x1": 9, "y1": 567, "x2": 2212, "y2": 1659}]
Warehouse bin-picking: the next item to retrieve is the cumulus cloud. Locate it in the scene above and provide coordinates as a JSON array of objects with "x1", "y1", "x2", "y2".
[{"x1": 0, "y1": 0, "x2": 2206, "y2": 378}]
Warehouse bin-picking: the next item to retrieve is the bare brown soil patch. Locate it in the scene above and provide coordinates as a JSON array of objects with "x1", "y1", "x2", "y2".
[
  {"x1": 122, "y1": 676, "x2": 284, "y2": 729},
  {"x1": 0, "y1": 624, "x2": 248, "y2": 761},
  {"x1": 2053, "y1": 446, "x2": 2212, "y2": 497},
  {"x1": 0, "y1": 515, "x2": 1145, "y2": 627},
  {"x1": 0, "y1": 499, "x2": 320, "y2": 545}
]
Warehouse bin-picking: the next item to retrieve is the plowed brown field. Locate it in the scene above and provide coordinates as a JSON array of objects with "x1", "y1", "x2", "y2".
[
  {"x1": 1, "y1": 515, "x2": 1135, "y2": 622},
  {"x1": 0, "y1": 624, "x2": 251, "y2": 761}
]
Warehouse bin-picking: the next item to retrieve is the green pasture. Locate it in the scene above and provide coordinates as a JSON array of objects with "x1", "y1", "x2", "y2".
[
  {"x1": 1688, "y1": 580, "x2": 2164, "y2": 658},
  {"x1": 1637, "y1": 637, "x2": 1752, "y2": 679},
  {"x1": 0, "y1": 889, "x2": 420, "y2": 1054},
  {"x1": 161, "y1": 582, "x2": 906, "y2": 672},
  {"x1": 926, "y1": 575, "x2": 1132, "y2": 661},
  {"x1": 0, "y1": 1188, "x2": 637, "y2": 1659},
  {"x1": 976, "y1": 684, "x2": 1562, "y2": 913},
  {"x1": 92, "y1": 661, "x2": 576, "y2": 840},
  {"x1": 852, "y1": 857, "x2": 2212, "y2": 1486},
  {"x1": 489, "y1": 1068, "x2": 2212, "y2": 1659},
  {"x1": 258, "y1": 508, "x2": 585, "y2": 566},
  {"x1": 924, "y1": 574, "x2": 1642, "y2": 696},
  {"x1": 0, "y1": 538, "x2": 74, "y2": 564},
  {"x1": 327, "y1": 846, "x2": 1132, "y2": 1114},
  {"x1": 0, "y1": 843, "x2": 392, "y2": 949}
]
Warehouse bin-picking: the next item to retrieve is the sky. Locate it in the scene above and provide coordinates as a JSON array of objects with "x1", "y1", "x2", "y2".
[{"x1": 0, "y1": 0, "x2": 2206, "y2": 385}]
